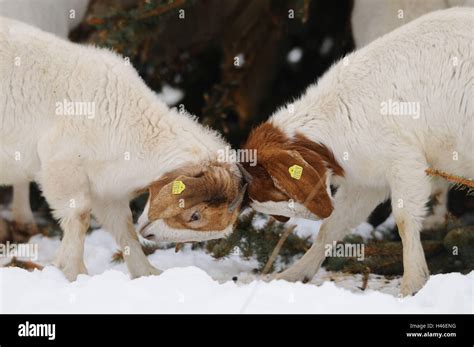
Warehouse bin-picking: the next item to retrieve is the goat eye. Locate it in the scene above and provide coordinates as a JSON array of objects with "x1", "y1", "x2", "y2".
[{"x1": 190, "y1": 211, "x2": 200, "y2": 222}]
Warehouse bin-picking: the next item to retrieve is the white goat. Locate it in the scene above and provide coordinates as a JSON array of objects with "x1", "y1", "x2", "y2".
[
  {"x1": 352, "y1": 0, "x2": 473, "y2": 47},
  {"x1": 0, "y1": 0, "x2": 89, "y2": 240},
  {"x1": 242, "y1": 8, "x2": 473, "y2": 296},
  {"x1": 0, "y1": 0, "x2": 88, "y2": 38},
  {"x1": 351, "y1": 0, "x2": 474, "y2": 230},
  {"x1": 0, "y1": 17, "x2": 245, "y2": 281}
]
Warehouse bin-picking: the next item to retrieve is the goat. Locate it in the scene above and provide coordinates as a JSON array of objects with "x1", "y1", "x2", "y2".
[
  {"x1": 0, "y1": 0, "x2": 89, "y2": 241},
  {"x1": 352, "y1": 0, "x2": 474, "y2": 230},
  {"x1": 241, "y1": 8, "x2": 473, "y2": 295},
  {"x1": 0, "y1": 16, "x2": 245, "y2": 281}
]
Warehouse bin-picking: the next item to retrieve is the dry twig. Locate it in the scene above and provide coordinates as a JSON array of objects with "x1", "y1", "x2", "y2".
[
  {"x1": 262, "y1": 224, "x2": 297, "y2": 274},
  {"x1": 426, "y1": 168, "x2": 474, "y2": 188},
  {"x1": 4, "y1": 257, "x2": 44, "y2": 271}
]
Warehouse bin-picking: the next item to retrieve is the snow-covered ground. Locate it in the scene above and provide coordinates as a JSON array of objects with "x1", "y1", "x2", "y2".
[{"x1": 1, "y1": 220, "x2": 472, "y2": 314}]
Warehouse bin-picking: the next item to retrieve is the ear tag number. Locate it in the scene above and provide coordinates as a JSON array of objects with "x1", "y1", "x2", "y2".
[
  {"x1": 288, "y1": 165, "x2": 303, "y2": 180},
  {"x1": 172, "y1": 180, "x2": 186, "y2": 194}
]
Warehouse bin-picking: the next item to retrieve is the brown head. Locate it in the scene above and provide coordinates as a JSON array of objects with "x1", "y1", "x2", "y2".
[
  {"x1": 240, "y1": 123, "x2": 344, "y2": 222},
  {"x1": 137, "y1": 162, "x2": 246, "y2": 243}
]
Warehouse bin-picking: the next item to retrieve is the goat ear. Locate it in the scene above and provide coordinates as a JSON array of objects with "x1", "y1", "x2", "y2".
[
  {"x1": 260, "y1": 149, "x2": 333, "y2": 219},
  {"x1": 148, "y1": 175, "x2": 213, "y2": 220}
]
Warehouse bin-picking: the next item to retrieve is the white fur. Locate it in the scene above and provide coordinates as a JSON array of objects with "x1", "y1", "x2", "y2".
[
  {"x1": 351, "y1": 0, "x2": 473, "y2": 229},
  {"x1": 0, "y1": 0, "x2": 89, "y2": 232},
  {"x1": 250, "y1": 201, "x2": 319, "y2": 221},
  {"x1": 0, "y1": 0, "x2": 88, "y2": 38},
  {"x1": 262, "y1": 8, "x2": 473, "y2": 296},
  {"x1": 140, "y1": 219, "x2": 233, "y2": 243},
  {"x1": 10, "y1": 182, "x2": 34, "y2": 228},
  {"x1": 0, "y1": 17, "x2": 237, "y2": 280},
  {"x1": 352, "y1": 0, "x2": 473, "y2": 47}
]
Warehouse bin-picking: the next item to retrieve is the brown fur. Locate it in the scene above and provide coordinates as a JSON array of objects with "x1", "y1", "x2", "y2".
[
  {"x1": 293, "y1": 133, "x2": 344, "y2": 177},
  {"x1": 243, "y1": 123, "x2": 344, "y2": 219},
  {"x1": 147, "y1": 162, "x2": 241, "y2": 232}
]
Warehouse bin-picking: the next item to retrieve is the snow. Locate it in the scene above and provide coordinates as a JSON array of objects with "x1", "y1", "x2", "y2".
[
  {"x1": 156, "y1": 84, "x2": 184, "y2": 106},
  {"x1": 0, "y1": 228, "x2": 472, "y2": 313},
  {"x1": 374, "y1": 213, "x2": 397, "y2": 239},
  {"x1": 290, "y1": 217, "x2": 322, "y2": 238},
  {"x1": 250, "y1": 212, "x2": 322, "y2": 238},
  {"x1": 287, "y1": 47, "x2": 303, "y2": 63},
  {"x1": 319, "y1": 37, "x2": 334, "y2": 56},
  {"x1": 352, "y1": 222, "x2": 374, "y2": 241}
]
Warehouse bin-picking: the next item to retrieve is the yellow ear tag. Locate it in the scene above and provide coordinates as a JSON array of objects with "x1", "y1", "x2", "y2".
[
  {"x1": 171, "y1": 180, "x2": 186, "y2": 194},
  {"x1": 288, "y1": 165, "x2": 303, "y2": 180}
]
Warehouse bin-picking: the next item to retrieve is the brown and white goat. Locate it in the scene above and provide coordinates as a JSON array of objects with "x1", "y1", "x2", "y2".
[
  {"x1": 241, "y1": 8, "x2": 473, "y2": 296},
  {"x1": 0, "y1": 17, "x2": 245, "y2": 281}
]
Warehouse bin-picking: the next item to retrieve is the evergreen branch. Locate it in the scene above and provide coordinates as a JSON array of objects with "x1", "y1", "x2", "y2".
[{"x1": 137, "y1": 0, "x2": 186, "y2": 19}]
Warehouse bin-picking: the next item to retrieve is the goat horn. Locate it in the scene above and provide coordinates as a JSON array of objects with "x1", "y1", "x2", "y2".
[
  {"x1": 228, "y1": 183, "x2": 248, "y2": 213},
  {"x1": 236, "y1": 162, "x2": 253, "y2": 184}
]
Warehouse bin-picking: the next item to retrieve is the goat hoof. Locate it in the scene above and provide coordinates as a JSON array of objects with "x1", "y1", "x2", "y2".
[
  {"x1": 147, "y1": 266, "x2": 162, "y2": 276},
  {"x1": 55, "y1": 260, "x2": 88, "y2": 282},
  {"x1": 274, "y1": 268, "x2": 312, "y2": 283},
  {"x1": 400, "y1": 272, "x2": 429, "y2": 297},
  {"x1": 130, "y1": 265, "x2": 162, "y2": 279},
  {"x1": 260, "y1": 273, "x2": 273, "y2": 282}
]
